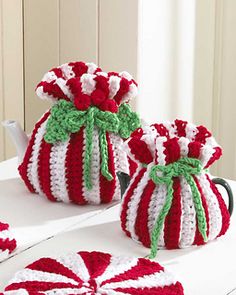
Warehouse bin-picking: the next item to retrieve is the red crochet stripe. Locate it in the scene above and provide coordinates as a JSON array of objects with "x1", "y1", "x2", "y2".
[
  {"x1": 27, "y1": 258, "x2": 82, "y2": 283},
  {"x1": 188, "y1": 141, "x2": 201, "y2": 159},
  {"x1": 68, "y1": 61, "x2": 88, "y2": 77},
  {"x1": 114, "y1": 283, "x2": 184, "y2": 295},
  {"x1": 79, "y1": 251, "x2": 111, "y2": 279},
  {"x1": 196, "y1": 125, "x2": 212, "y2": 144},
  {"x1": 163, "y1": 137, "x2": 181, "y2": 164},
  {"x1": 175, "y1": 119, "x2": 187, "y2": 137},
  {"x1": 5, "y1": 282, "x2": 79, "y2": 292},
  {"x1": 101, "y1": 258, "x2": 163, "y2": 287},
  {"x1": 128, "y1": 138, "x2": 153, "y2": 164},
  {"x1": 152, "y1": 123, "x2": 169, "y2": 137},
  {"x1": 128, "y1": 157, "x2": 138, "y2": 177},
  {"x1": 192, "y1": 176, "x2": 210, "y2": 245},
  {"x1": 113, "y1": 77, "x2": 130, "y2": 105},
  {"x1": 164, "y1": 178, "x2": 182, "y2": 249},
  {"x1": 134, "y1": 180, "x2": 156, "y2": 247},
  {"x1": 51, "y1": 67, "x2": 63, "y2": 78},
  {"x1": 37, "y1": 81, "x2": 69, "y2": 101},
  {"x1": 37, "y1": 139, "x2": 56, "y2": 202},
  {"x1": 100, "y1": 133, "x2": 117, "y2": 203},
  {"x1": 120, "y1": 168, "x2": 146, "y2": 237},
  {"x1": 65, "y1": 128, "x2": 87, "y2": 205},
  {"x1": 205, "y1": 147, "x2": 222, "y2": 168},
  {"x1": 0, "y1": 238, "x2": 16, "y2": 253},
  {"x1": 18, "y1": 112, "x2": 50, "y2": 193},
  {"x1": 0, "y1": 222, "x2": 9, "y2": 231},
  {"x1": 205, "y1": 174, "x2": 230, "y2": 237}
]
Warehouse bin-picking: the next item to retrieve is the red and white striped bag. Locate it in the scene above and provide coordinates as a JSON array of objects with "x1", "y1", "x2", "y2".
[
  {"x1": 121, "y1": 120, "x2": 232, "y2": 258},
  {"x1": 18, "y1": 61, "x2": 140, "y2": 205}
]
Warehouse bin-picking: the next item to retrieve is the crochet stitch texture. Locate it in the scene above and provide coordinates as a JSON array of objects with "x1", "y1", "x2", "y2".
[
  {"x1": 0, "y1": 222, "x2": 17, "y2": 262},
  {"x1": 2, "y1": 251, "x2": 184, "y2": 294},
  {"x1": 18, "y1": 61, "x2": 140, "y2": 205},
  {"x1": 120, "y1": 120, "x2": 230, "y2": 256}
]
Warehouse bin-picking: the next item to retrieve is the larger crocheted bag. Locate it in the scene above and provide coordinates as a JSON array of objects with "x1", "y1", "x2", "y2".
[
  {"x1": 18, "y1": 61, "x2": 140, "y2": 205},
  {"x1": 2, "y1": 251, "x2": 184, "y2": 294},
  {"x1": 120, "y1": 120, "x2": 231, "y2": 258}
]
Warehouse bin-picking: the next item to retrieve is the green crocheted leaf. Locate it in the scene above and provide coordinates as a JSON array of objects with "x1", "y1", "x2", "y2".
[
  {"x1": 44, "y1": 100, "x2": 76, "y2": 143},
  {"x1": 117, "y1": 103, "x2": 141, "y2": 138}
]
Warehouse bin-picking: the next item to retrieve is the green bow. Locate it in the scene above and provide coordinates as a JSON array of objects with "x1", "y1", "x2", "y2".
[
  {"x1": 44, "y1": 100, "x2": 140, "y2": 189},
  {"x1": 148, "y1": 157, "x2": 207, "y2": 259}
]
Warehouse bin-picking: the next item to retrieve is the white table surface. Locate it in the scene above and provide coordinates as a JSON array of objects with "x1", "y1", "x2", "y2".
[{"x1": 0, "y1": 157, "x2": 236, "y2": 294}]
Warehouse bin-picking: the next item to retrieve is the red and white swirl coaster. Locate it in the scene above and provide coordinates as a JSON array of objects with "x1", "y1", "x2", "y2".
[
  {"x1": 0, "y1": 222, "x2": 17, "y2": 262},
  {"x1": 2, "y1": 251, "x2": 184, "y2": 294}
]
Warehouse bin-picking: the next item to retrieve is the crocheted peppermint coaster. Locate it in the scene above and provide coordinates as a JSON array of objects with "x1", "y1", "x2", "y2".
[
  {"x1": 0, "y1": 222, "x2": 17, "y2": 262},
  {"x1": 3, "y1": 251, "x2": 184, "y2": 294}
]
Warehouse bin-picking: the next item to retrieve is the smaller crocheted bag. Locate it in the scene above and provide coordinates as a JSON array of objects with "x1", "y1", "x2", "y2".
[
  {"x1": 18, "y1": 61, "x2": 140, "y2": 205},
  {"x1": 121, "y1": 120, "x2": 232, "y2": 258},
  {"x1": 0, "y1": 222, "x2": 17, "y2": 262},
  {"x1": 2, "y1": 251, "x2": 184, "y2": 294}
]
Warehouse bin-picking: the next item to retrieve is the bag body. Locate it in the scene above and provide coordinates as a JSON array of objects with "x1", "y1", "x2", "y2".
[
  {"x1": 18, "y1": 61, "x2": 140, "y2": 204},
  {"x1": 121, "y1": 120, "x2": 230, "y2": 252}
]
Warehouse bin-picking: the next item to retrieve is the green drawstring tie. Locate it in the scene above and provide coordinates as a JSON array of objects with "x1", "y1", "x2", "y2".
[
  {"x1": 44, "y1": 99, "x2": 140, "y2": 190},
  {"x1": 148, "y1": 157, "x2": 207, "y2": 259}
]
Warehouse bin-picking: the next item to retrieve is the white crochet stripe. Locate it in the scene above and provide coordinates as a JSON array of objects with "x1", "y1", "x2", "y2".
[
  {"x1": 147, "y1": 183, "x2": 167, "y2": 248},
  {"x1": 196, "y1": 173, "x2": 222, "y2": 241},
  {"x1": 9, "y1": 268, "x2": 78, "y2": 285},
  {"x1": 56, "y1": 253, "x2": 90, "y2": 282},
  {"x1": 185, "y1": 123, "x2": 198, "y2": 141},
  {"x1": 27, "y1": 118, "x2": 49, "y2": 196},
  {"x1": 101, "y1": 270, "x2": 175, "y2": 290},
  {"x1": 60, "y1": 63, "x2": 75, "y2": 79},
  {"x1": 51, "y1": 288, "x2": 91, "y2": 295},
  {"x1": 82, "y1": 128, "x2": 100, "y2": 204},
  {"x1": 205, "y1": 136, "x2": 218, "y2": 148},
  {"x1": 2, "y1": 290, "x2": 29, "y2": 295},
  {"x1": 155, "y1": 137, "x2": 166, "y2": 165},
  {"x1": 120, "y1": 166, "x2": 143, "y2": 231},
  {"x1": 119, "y1": 71, "x2": 133, "y2": 81},
  {"x1": 178, "y1": 137, "x2": 190, "y2": 157},
  {"x1": 86, "y1": 62, "x2": 99, "y2": 74},
  {"x1": 96, "y1": 256, "x2": 138, "y2": 285},
  {"x1": 179, "y1": 176, "x2": 197, "y2": 248},
  {"x1": 109, "y1": 133, "x2": 129, "y2": 174},
  {"x1": 80, "y1": 73, "x2": 96, "y2": 95},
  {"x1": 55, "y1": 78, "x2": 73, "y2": 100},
  {"x1": 0, "y1": 230, "x2": 14, "y2": 240},
  {"x1": 122, "y1": 83, "x2": 138, "y2": 103},
  {"x1": 42, "y1": 71, "x2": 58, "y2": 82},
  {"x1": 42, "y1": 287, "x2": 90, "y2": 295},
  {"x1": 96, "y1": 71, "x2": 108, "y2": 78},
  {"x1": 108, "y1": 75, "x2": 121, "y2": 99},
  {"x1": 141, "y1": 125, "x2": 158, "y2": 156},
  {"x1": 126, "y1": 166, "x2": 152, "y2": 242},
  {"x1": 162, "y1": 121, "x2": 177, "y2": 138},
  {"x1": 36, "y1": 86, "x2": 55, "y2": 101},
  {"x1": 50, "y1": 140, "x2": 70, "y2": 202},
  {"x1": 200, "y1": 145, "x2": 215, "y2": 167}
]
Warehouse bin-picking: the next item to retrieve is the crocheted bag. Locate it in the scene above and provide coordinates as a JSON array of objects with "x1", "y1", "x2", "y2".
[
  {"x1": 18, "y1": 61, "x2": 140, "y2": 205},
  {"x1": 121, "y1": 120, "x2": 233, "y2": 258},
  {"x1": 0, "y1": 222, "x2": 17, "y2": 262},
  {"x1": 2, "y1": 251, "x2": 184, "y2": 294}
]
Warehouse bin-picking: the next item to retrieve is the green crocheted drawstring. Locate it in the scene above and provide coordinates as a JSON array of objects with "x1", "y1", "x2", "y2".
[
  {"x1": 44, "y1": 100, "x2": 140, "y2": 189},
  {"x1": 148, "y1": 157, "x2": 207, "y2": 259}
]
